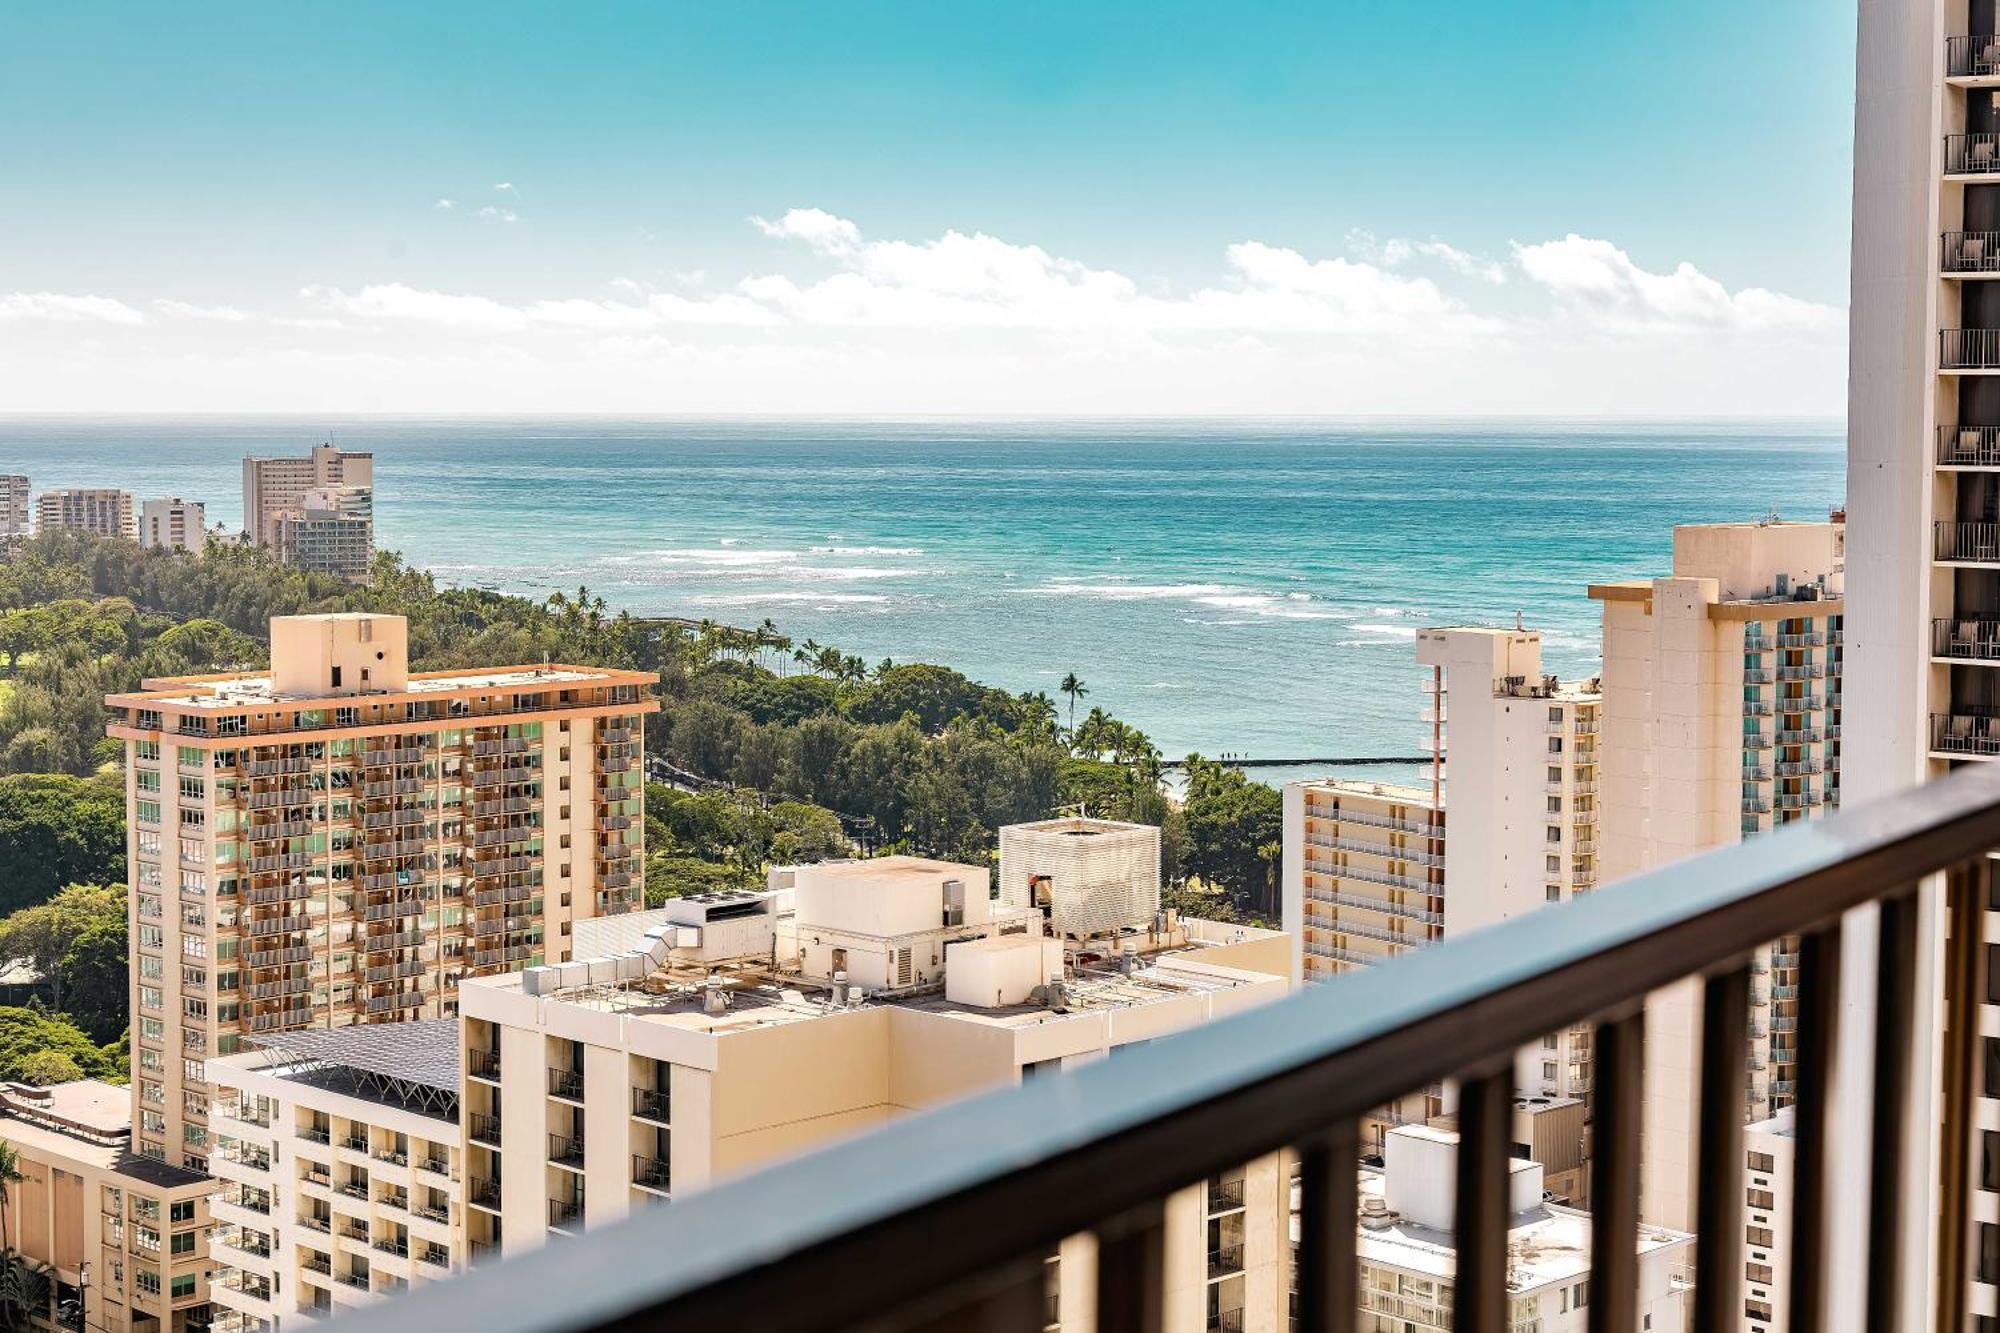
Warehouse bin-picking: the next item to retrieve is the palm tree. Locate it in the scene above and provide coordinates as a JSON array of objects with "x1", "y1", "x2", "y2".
[{"x1": 1059, "y1": 673, "x2": 1088, "y2": 732}]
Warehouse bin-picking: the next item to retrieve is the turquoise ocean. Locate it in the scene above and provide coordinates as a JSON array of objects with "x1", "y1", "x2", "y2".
[{"x1": 0, "y1": 418, "x2": 1846, "y2": 787}]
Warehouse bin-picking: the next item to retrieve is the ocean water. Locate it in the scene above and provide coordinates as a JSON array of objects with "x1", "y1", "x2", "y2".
[{"x1": 0, "y1": 418, "x2": 1845, "y2": 783}]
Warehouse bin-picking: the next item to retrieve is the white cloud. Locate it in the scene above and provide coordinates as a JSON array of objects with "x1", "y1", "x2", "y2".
[
  {"x1": 0, "y1": 213, "x2": 1846, "y2": 413},
  {"x1": 493, "y1": 181, "x2": 515, "y2": 193},
  {"x1": 153, "y1": 299, "x2": 251, "y2": 322},
  {"x1": 753, "y1": 207, "x2": 860, "y2": 254},
  {"x1": 478, "y1": 206, "x2": 520, "y2": 224},
  {"x1": 434, "y1": 198, "x2": 456, "y2": 210},
  {"x1": 0, "y1": 291, "x2": 146, "y2": 325},
  {"x1": 1513, "y1": 234, "x2": 1842, "y2": 335},
  {"x1": 1381, "y1": 238, "x2": 1508, "y2": 285}
]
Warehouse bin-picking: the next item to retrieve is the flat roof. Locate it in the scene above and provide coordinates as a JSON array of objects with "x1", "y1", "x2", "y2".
[
  {"x1": 0, "y1": 1083, "x2": 208, "y2": 1191},
  {"x1": 495, "y1": 939, "x2": 1275, "y2": 1038},
  {"x1": 1347, "y1": 1171, "x2": 1691, "y2": 1291},
  {"x1": 249, "y1": 1019, "x2": 461, "y2": 1093},
  {"x1": 119, "y1": 662, "x2": 640, "y2": 711},
  {"x1": 796, "y1": 856, "x2": 986, "y2": 883},
  {"x1": 1297, "y1": 778, "x2": 1438, "y2": 806}
]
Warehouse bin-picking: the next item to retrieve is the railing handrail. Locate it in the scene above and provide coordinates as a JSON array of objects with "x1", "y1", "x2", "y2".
[{"x1": 346, "y1": 763, "x2": 2000, "y2": 1333}]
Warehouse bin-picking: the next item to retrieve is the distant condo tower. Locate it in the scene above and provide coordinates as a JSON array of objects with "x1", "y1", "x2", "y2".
[
  {"x1": 105, "y1": 612, "x2": 656, "y2": 1171},
  {"x1": 36, "y1": 486, "x2": 134, "y2": 539},
  {"x1": 244, "y1": 443, "x2": 376, "y2": 575},
  {"x1": 0, "y1": 474, "x2": 28, "y2": 539},
  {"x1": 140, "y1": 496, "x2": 209, "y2": 552}
]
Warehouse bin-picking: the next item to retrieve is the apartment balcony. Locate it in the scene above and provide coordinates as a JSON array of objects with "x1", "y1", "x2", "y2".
[
  {"x1": 1940, "y1": 424, "x2": 2000, "y2": 471},
  {"x1": 1774, "y1": 726, "x2": 1823, "y2": 746},
  {"x1": 1948, "y1": 33, "x2": 2000, "y2": 79},
  {"x1": 548, "y1": 1197, "x2": 585, "y2": 1232},
  {"x1": 1947, "y1": 134, "x2": 2000, "y2": 178},
  {"x1": 1742, "y1": 765, "x2": 1772, "y2": 782},
  {"x1": 1302, "y1": 831, "x2": 1443, "y2": 867},
  {"x1": 1743, "y1": 699, "x2": 1773, "y2": 717},
  {"x1": 633, "y1": 1155, "x2": 672, "y2": 1196},
  {"x1": 1933, "y1": 618, "x2": 2000, "y2": 662},
  {"x1": 1743, "y1": 667, "x2": 1774, "y2": 684},
  {"x1": 1942, "y1": 326, "x2": 2000, "y2": 372},
  {"x1": 1206, "y1": 1245, "x2": 1244, "y2": 1279},
  {"x1": 1775, "y1": 760, "x2": 1822, "y2": 778},
  {"x1": 1936, "y1": 520, "x2": 2000, "y2": 564},
  {"x1": 1305, "y1": 884, "x2": 1442, "y2": 926},
  {"x1": 1310, "y1": 807, "x2": 1442, "y2": 838},
  {"x1": 1778, "y1": 694, "x2": 1824, "y2": 714},
  {"x1": 549, "y1": 1068, "x2": 585, "y2": 1102},
  {"x1": 1776, "y1": 632, "x2": 1824, "y2": 649},
  {"x1": 468, "y1": 1114, "x2": 503, "y2": 1148},
  {"x1": 344, "y1": 762, "x2": 2000, "y2": 1333},
  {"x1": 1741, "y1": 797, "x2": 1771, "y2": 815},
  {"x1": 469, "y1": 1049, "x2": 502, "y2": 1081},
  {"x1": 1932, "y1": 712, "x2": 2000, "y2": 758}
]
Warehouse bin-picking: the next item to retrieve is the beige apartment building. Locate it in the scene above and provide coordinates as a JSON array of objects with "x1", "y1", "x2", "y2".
[
  {"x1": 1588, "y1": 519, "x2": 1843, "y2": 1237},
  {"x1": 457, "y1": 840, "x2": 1297, "y2": 1333},
  {"x1": 274, "y1": 490, "x2": 373, "y2": 580},
  {"x1": 36, "y1": 487, "x2": 134, "y2": 539},
  {"x1": 140, "y1": 498, "x2": 208, "y2": 552},
  {"x1": 1281, "y1": 626, "x2": 1600, "y2": 1112},
  {"x1": 1, "y1": 474, "x2": 28, "y2": 538},
  {"x1": 103, "y1": 611, "x2": 655, "y2": 1171},
  {"x1": 242, "y1": 445, "x2": 373, "y2": 550},
  {"x1": 0, "y1": 1079, "x2": 212, "y2": 1333},
  {"x1": 205, "y1": 1023, "x2": 465, "y2": 1333}
]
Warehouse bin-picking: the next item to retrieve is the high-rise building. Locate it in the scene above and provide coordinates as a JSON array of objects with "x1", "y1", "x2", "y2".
[
  {"x1": 1847, "y1": 3, "x2": 2000, "y2": 1324},
  {"x1": 104, "y1": 612, "x2": 655, "y2": 1172},
  {"x1": 36, "y1": 487, "x2": 134, "y2": 539},
  {"x1": 0, "y1": 1079, "x2": 213, "y2": 1333},
  {"x1": 457, "y1": 841, "x2": 1297, "y2": 1333},
  {"x1": 140, "y1": 498, "x2": 209, "y2": 552},
  {"x1": 1587, "y1": 519, "x2": 1843, "y2": 1234},
  {"x1": 1280, "y1": 626, "x2": 1600, "y2": 1112},
  {"x1": 1742, "y1": 1109, "x2": 1797, "y2": 1333},
  {"x1": 206, "y1": 1022, "x2": 466, "y2": 1330},
  {"x1": 0, "y1": 474, "x2": 29, "y2": 538},
  {"x1": 275, "y1": 487, "x2": 374, "y2": 580},
  {"x1": 243, "y1": 444, "x2": 373, "y2": 550}
]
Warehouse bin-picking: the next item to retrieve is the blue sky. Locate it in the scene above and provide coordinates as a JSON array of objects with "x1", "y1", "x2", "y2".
[{"x1": 0, "y1": 2, "x2": 1857, "y2": 413}]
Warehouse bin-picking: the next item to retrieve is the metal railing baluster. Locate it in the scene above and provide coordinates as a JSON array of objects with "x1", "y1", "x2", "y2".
[
  {"x1": 1866, "y1": 888, "x2": 1920, "y2": 1330},
  {"x1": 1937, "y1": 858, "x2": 1990, "y2": 1332},
  {"x1": 1693, "y1": 966, "x2": 1750, "y2": 1333},
  {"x1": 1296, "y1": 1124, "x2": 1359, "y2": 1333},
  {"x1": 1788, "y1": 921, "x2": 1842, "y2": 1333},
  {"x1": 1454, "y1": 1066, "x2": 1513, "y2": 1333},
  {"x1": 1588, "y1": 1010, "x2": 1643, "y2": 1333},
  {"x1": 1095, "y1": 1201, "x2": 1165, "y2": 1333}
]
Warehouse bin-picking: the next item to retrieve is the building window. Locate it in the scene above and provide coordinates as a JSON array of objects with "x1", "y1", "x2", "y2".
[
  {"x1": 1747, "y1": 1151, "x2": 1775, "y2": 1174},
  {"x1": 169, "y1": 1273, "x2": 196, "y2": 1299},
  {"x1": 1746, "y1": 1225, "x2": 1773, "y2": 1248}
]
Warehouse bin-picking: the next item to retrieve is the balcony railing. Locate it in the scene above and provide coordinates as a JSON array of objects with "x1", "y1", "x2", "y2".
[
  {"x1": 1937, "y1": 521, "x2": 2000, "y2": 563},
  {"x1": 354, "y1": 764, "x2": 2000, "y2": 1333},
  {"x1": 1948, "y1": 33, "x2": 2000, "y2": 78},
  {"x1": 1933, "y1": 713, "x2": 2000, "y2": 756},
  {"x1": 1934, "y1": 618, "x2": 2000, "y2": 661},
  {"x1": 1947, "y1": 133, "x2": 2000, "y2": 176},
  {"x1": 1945, "y1": 231, "x2": 2000, "y2": 276},
  {"x1": 1942, "y1": 327, "x2": 2000, "y2": 369}
]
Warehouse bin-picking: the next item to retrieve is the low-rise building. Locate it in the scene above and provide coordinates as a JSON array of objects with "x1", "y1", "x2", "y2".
[
  {"x1": 0, "y1": 1079, "x2": 212, "y2": 1333},
  {"x1": 206, "y1": 1022, "x2": 465, "y2": 1333},
  {"x1": 1338, "y1": 1125, "x2": 1693, "y2": 1332},
  {"x1": 1742, "y1": 1110, "x2": 1795, "y2": 1333},
  {"x1": 458, "y1": 831, "x2": 1298, "y2": 1332},
  {"x1": 140, "y1": 498, "x2": 209, "y2": 552},
  {"x1": 36, "y1": 488, "x2": 134, "y2": 539}
]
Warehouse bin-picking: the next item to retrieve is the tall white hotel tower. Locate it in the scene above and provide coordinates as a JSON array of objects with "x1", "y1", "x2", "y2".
[{"x1": 1848, "y1": 0, "x2": 2000, "y2": 1327}]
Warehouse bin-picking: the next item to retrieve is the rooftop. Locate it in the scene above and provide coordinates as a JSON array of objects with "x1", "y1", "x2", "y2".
[
  {"x1": 479, "y1": 932, "x2": 1275, "y2": 1038},
  {"x1": 1297, "y1": 778, "x2": 1439, "y2": 807},
  {"x1": 1347, "y1": 1168, "x2": 1690, "y2": 1291},
  {"x1": 1004, "y1": 816, "x2": 1156, "y2": 838},
  {"x1": 0, "y1": 1081, "x2": 208, "y2": 1190},
  {"x1": 118, "y1": 661, "x2": 637, "y2": 711},
  {"x1": 795, "y1": 855, "x2": 985, "y2": 885},
  {"x1": 232, "y1": 1019, "x2": 463, "y2": 1117}
]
